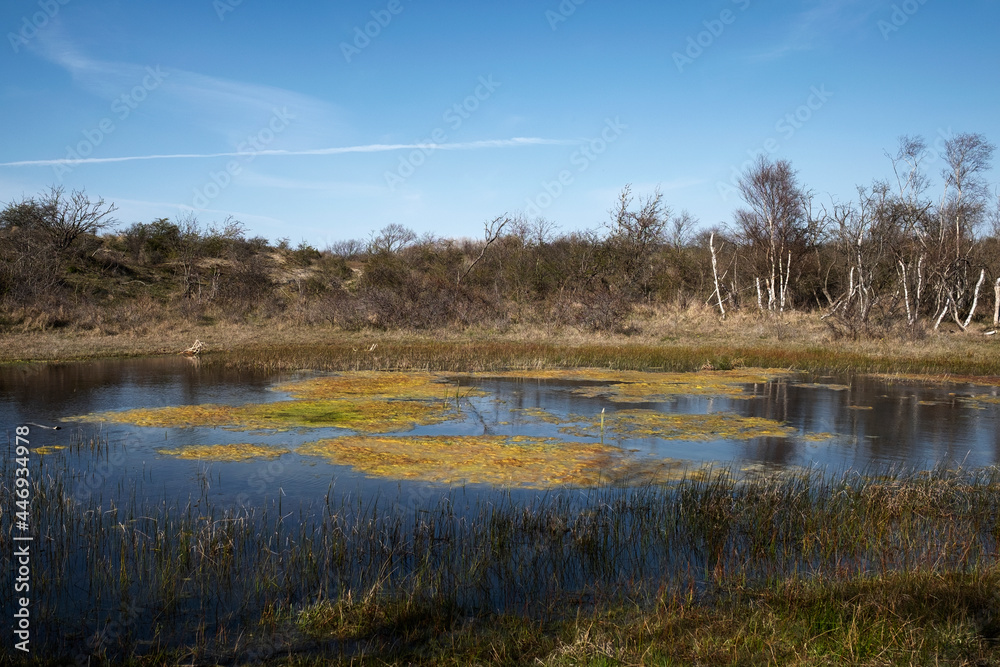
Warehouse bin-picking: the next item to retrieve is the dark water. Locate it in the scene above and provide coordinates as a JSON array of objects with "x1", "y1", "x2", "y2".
[{"x1": 3, "y1": 359, "x2": 1000, "y2": 507}]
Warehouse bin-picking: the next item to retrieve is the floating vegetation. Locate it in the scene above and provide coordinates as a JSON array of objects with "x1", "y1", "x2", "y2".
[
  {"x1": 961, "y1": 394, "x2": 1000, "y2": 407},
  {"x1": 848, "y1": 405, "x2": 874, "y2": 411},
  {"x1": 67, "y1": 369, "x2": 471, "y2": 435},
  {"x1": 33, "y1": 445, "x2": 65, "y2": 455},
  {"x1": 561, "y1": 409, "x2": 796, "y2": 442},
  {"x1": 273, "y1": 371, "x2": 481, "y2": 402},
  {"x1": 467, "y1": 368, "x2": 790, "y2": 403},
  {"x1": 297, "y1": 435, "x2": 695, "y2": 488},
  {"x1": 70, "y1": 398, "x2": 457, "y2": 433},
  {"x1": 509, "y1": 407, "x2": 568, "y2": 424},
  {"x1": 800, "y1": 432, "x2": 838, "y2": 442},
  {"x1": 69, "y1": 371, "x2": 480, "y2": 433},
  {"x1": 794, "y1": 382, "x2": 851, "y2": 391},
  {"x1": 157, "y1": 443, "x2": 290, "y2": 461}
]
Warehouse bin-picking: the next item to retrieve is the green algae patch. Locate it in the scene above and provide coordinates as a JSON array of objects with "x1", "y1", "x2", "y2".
[
  {"x1": 466, "y1": 367, "x2": 789, "y2": 403},
  {"x1": 297, "y1": 435, "x2": 698, "y2": 488},
  {"x1": 71, "y1": 397, "x2": 457, "y2": 433},
  {"x1": 158, "y1": 443, "x2": 290, "y2": 461},
  {"x1": 562, "y1": 409, "x2": 795, "y2": 441},
  {"x1": 33, "y1": 445, "x2": 65, "y2": 455}
]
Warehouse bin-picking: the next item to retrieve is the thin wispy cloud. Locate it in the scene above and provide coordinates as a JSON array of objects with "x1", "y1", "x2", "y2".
[
  {"x1": 0, "y1": 138, "x2": 580, "y2": 168},
  {"x1": 33, "y1": 29, "x2": 346, "y2": 145},
  {"x1": 749, "y1": 0, "x2": 884, "y2": 61}
]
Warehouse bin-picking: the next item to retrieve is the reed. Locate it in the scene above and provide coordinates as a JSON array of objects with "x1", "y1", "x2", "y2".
[
  {"x1": 6, "y1": 311, "x2": 1000, "y2": 380},
  {"x1": 4, "y1": 431, "x2": 1000, "y2": 664}
]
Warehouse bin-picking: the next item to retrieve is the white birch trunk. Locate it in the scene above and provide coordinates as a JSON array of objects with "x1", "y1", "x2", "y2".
[
  {"x1": 709, "y1": 232, "x2": 726, "y2": 318},
  {"x1": 960, "y1": 268, "x2": 986, "y2": 330}
]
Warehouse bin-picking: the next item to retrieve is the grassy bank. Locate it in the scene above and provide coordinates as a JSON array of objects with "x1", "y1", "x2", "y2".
[{"x1": 4, "y1": 306, "x2": 1000, "y2": 379}]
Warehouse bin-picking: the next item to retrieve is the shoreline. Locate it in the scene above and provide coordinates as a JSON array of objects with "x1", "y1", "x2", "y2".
[{"x1": 3, "y1": 311, "x2": 1000, "y2": 379}]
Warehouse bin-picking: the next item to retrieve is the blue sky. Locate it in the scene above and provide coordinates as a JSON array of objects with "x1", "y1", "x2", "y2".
[{"x1": 1, "y1": 1, "x2": 998, "y2": 247}]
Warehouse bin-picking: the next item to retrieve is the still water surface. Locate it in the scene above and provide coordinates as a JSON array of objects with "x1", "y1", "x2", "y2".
[{"x1": 3, "y1": 357, "x2": 1000, "y2": 505}]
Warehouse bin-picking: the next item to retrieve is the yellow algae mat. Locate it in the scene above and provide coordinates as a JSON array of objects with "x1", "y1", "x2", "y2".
[
  {"x1": 463, "y1": 368, "x2": 789, "y2": 402},
  {"x1": 298, "y1": 435, "x2": 696, "y2": 489},
  {"x1": 68, "y1": 368, "x2": 805, "y2": 486},
  {"x1": 69, "y1": 371, "x2": 466, "y2": 433},
  {"x1": 560, "y1": 409, "x2": 796, "y2": 441},
  {"x1": 158, "y1": 443, "x2": 290, "y2": 461}
]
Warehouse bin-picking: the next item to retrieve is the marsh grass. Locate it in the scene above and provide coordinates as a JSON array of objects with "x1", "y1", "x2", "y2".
[
  {"x1": 4, "y1": 429, "x2": 1000, "y2": 664},
  {"x1": 7, "y1": 307, "x2": 1000, "y2": 380}
]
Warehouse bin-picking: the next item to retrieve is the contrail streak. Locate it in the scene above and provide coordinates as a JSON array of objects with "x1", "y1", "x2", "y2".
[{"x1": 0, "y1": 137, "x2": 579, "y2": 168}]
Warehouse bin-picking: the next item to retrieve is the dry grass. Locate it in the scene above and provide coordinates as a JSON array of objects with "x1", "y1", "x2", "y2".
[{"x1": 4, "y1": 304, "x2": 999, "y2": 379}]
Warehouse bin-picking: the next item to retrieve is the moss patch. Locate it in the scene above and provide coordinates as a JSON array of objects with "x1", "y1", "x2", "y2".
[
  {"x1": 72, "y1": 398, "x2": 456, "y2": 433},
  {"x1": 158, "y1": 443, "x2": 290, "y2": 461},
  {"x1": 297, "y1": 435, "x2": 696, "y2": 488},
  {"x1": 467, "y1": 368, "x2": 789, "y2": 403},
  {"x1": 274, "y1": 371, "x2": 481, "y2": 401},
  {"x1": 562, "y1": 409, "x2": 796, "y2": 441}
]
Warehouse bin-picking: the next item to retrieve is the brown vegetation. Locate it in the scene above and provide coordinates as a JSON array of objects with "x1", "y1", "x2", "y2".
[{"x1": 2, "y1": 133, "x2": 998, "y2": 356}]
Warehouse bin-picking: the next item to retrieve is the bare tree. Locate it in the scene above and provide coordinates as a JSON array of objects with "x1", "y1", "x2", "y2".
[
  {"x1": 941, "y1": 132, "x2": 995, "y2": 257},
  {"x1": 368, "y1": 223, "x2": 416, "y2": 255},
  {"x1": 733, "y1": 156, "x2": 810, "y2": 311},
  {"x1": 458, "y1": 214, "x2": 509, "y2": 284},
  {"x1": 604, "y1": 185, "x2": 669, "y2": 298},
  {"x1": 888, "y1": 135, "x2": 931, "y2": 204},
  {"x1": 669, "y1": 210, "x2": 696, "y2": 250},
  {"x1": 821, "y1": 184, "x2": 904, "y2": 336},
  {"x1": 925, "y1": 134, "x2": 995, "y2": 329},
  {"x1": 327, "y1": 238, "x2": 366, "y2": 259},
  {"x1": 3, "y1": 186, "x2": 117, "y2": 251}
]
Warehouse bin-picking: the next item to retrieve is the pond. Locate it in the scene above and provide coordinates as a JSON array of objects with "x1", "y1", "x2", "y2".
[
  {"x1": 5, "y1": 358, "x2": 1000, "y2": 499},
  {"x1": 2, "y1": 357, "x2": 1000, "y2": 659}
]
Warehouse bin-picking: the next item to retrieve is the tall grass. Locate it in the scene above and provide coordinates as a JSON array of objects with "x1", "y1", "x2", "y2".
[
  {"x1": 4, "y1": 430, "x2": 1000, "y2": 663},
  {"x1": 198, "y1": 337, "x2": 1000, "y2": 379}
]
